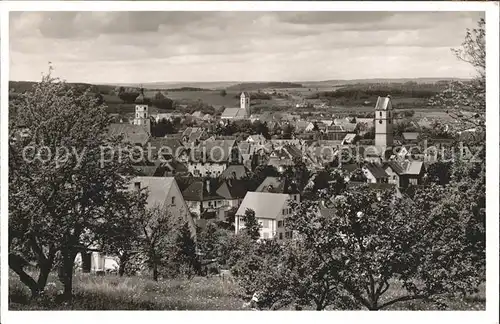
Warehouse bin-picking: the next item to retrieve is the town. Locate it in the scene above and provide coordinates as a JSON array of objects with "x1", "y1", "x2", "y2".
[{"x1": 7, "y1": 11, "x2": 487, "y2": 312}]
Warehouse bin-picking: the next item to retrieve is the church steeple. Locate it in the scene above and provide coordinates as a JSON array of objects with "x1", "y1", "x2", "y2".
[
  {"x1": 133, "y1": 87, "x2": 151, "y2": 135},
  {"x1": 374, "y1": 95, "x2": 394, "y2": 151}
]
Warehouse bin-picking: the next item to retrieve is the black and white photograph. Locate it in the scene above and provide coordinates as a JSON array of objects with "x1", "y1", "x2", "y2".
[{"x1": 2, "y1": 1, "x2": 499, "y2": 322}]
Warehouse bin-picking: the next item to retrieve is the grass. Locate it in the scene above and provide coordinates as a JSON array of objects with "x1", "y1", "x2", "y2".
[
  {"x1": 9, "y1": 271, "x2": 246, "y2": 310},
  {"x1": 9, "y1": 270, "x2": 485, "y2": 311}
]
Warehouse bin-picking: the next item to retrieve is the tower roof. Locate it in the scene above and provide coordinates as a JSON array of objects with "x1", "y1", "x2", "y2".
[
  {"x1": 240, "y1": 91, "x2": 250, "y2": 98},
  {"x1": 135, "y1": 88, "x2": 148, "y2": 104},
  {"x1": 374, "y1": 96, "x2": 392, "y2": 111}
]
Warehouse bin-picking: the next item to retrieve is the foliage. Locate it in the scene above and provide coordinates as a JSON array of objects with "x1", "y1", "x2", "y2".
[
  {"x1": 151, "y1": 118, "x2": 177, "y2": 137},
  {"x1": 9, "y1": 71, "x2": 140, "y2": 300},
  {"x1": 429, "y1": 19, "x2": 485, "y2": 133},
  {"x1": 235, "y1": 177, "x2": 485, "y2": 310},
  {"x1": 240, "y1": 209, "x2": 261, "y2": 241}
]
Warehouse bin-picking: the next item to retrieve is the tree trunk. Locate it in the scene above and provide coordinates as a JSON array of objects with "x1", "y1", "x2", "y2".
[
  {"x1": 9, "y1": 253, "x2": 40, "y2": 298},
  {"x1": 153, "y1": 263, "x2": 158, "y2": 281},
  {"x1": 59, "y1": 249, "x2": 77, "y2": 301},
  {"x1": 118, "y1": 252, "x2": 129, "y2": 277}
]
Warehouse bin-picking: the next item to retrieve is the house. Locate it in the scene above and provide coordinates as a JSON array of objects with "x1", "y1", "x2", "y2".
[
  {"x1": 322, "y1": 125, "x2": 347, "y2": 141},
  {"x1": 384, "y1": 161, "x2": 425, "y2": 188},
  {"x1": 361, "y1": 163, "x2": 389, "y2": 184},
  {"x1": 255, "y1": 176, "x2": 301, "y2": 203},
  {"x1": 181, "y1": 178, "x2": 228, "y2": 220},
  {"x1": 108, "y1": 123, "x2": 150, "y2": 146},
  {"x1": 235, "y1": 192, "x2": 293, "y2": 240},
  {"x1": 246, "y1": 134, "x2": 267, "y2": 145},
  {"x1": 191, "y1": 111, "x2": 205, "y2": 119},
  {"x1": 216, "y1": 179, "x2": 254, "y2": 218},
  {"x1": 221, "y1": 92, "x2": 251, "y2": 120},
  {"x1": 267, "y1": 144, "x2": 303, "y2": 172},
  {"x1": 153, "y1": 113, "x2": 174, "y2": 122},
  {"x1": 130, "y1": 176, "x2": 195, "y2": 231},
  {"x1": 402, "y1": 132, "x2": 420, "y2": 144},
  {"x1": 182, "y1": 127, "x2": 208, "y2": 145},
  {"x1": 294, "y1": 120, "x2": 312, "y2": 133},
  {"x1": 187, "y1": 139, "x2": 240, "y2": 177},
  {"x1": 147, "y1": 137, "x2": 186, "y2": 162},
  {"x1": 321, "y1": 120, "x2": 334, "y2": 127},
  {"x1": 220, "y1": 165, "x2": 251, "y2": 180},
  {"x1": 342, "y1": 133, "x2": 357, "y2": 145}
]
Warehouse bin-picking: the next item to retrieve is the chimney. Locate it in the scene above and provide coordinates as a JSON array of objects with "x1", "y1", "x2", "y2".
[{"x1": 205, "y1": 178, "x2": 211, "y2": 194}]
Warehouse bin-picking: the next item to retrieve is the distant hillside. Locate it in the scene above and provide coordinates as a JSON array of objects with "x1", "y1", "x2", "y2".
[
  {"x1": 301, "y1": 78, "x2": 471, "y2": 88},
  {"x1": 9, "y1": 80, "x2": 117, "y2": 95},
  {"x1": 226, "y1": 82, "x2": 304, "y2": 91}
]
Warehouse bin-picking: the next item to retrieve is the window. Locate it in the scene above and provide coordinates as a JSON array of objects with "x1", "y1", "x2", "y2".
[
  {"x1": 144, "y1": 113, "x2": 147, "y2": 118},
  {"x1": 388, "y1": 120, "x2": 391, "y2": 124},
  {"x1": 278, "y1": 220, "x2": 283, "y2": 228},
  {"x1": 134, "y1": 182, "x2": 141, "y2": 191},
  {"x1": 279, "y1": 232, "x2": 283, "y2": 240},
  {"x1": 171, "y1": 196, "x2": 176, "y2": 205},
  {"x1": 282, "y1": 209, "x2": 286, "y2": 215},
  {"x1": 379, "y1": 120, "x2": 382, "y2": 124},
  {"x1": 285, "y1": 231, "x2": 292, "y2": 239},
  {"x1": 379, "y1": 112, "x2": 382, "y2": 117}
]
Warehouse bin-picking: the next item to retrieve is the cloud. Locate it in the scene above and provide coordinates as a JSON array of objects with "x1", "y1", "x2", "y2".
[{"x1": 9, "y1": 11, "x2": 484, "y2": 83}]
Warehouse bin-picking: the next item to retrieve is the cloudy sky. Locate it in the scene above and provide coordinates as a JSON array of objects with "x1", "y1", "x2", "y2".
[{"x1": 10, "y1": 11, "x2": 484, "y2": 83}]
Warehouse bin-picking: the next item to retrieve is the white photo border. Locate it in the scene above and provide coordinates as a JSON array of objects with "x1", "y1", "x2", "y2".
[{"x1": 1, "y1": 2, "x2": 498, "y2": 324}]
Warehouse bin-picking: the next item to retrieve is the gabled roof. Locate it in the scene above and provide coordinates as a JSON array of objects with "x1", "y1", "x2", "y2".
[
  {"x1": 240, "y1": 91, "x2": 250, "y2": 97},
  {"x1": 221, "y1": 108, "x2": 247, "y2": 119},
  {"x1": 108, "y1": 123, "x2": 150, "y2": 146},
  {"x1": 343, "y1": 133, "x2": 357, "y2": 144},
  {"x1": 220, "y1": 165, "x2": 251, "y2": 180},
  {"x1": 384, "y1": 161, "x2": 424, "y2": 176},
  {"x1": 363, "y1": 163, "x2": 389, "y2": 179},
  {"x1": 130, "y1": 177, "x2": 176, "y2": 209},
  {"x1": 236, "y1": 192, "x2": 289, "y2": 219},
  {"x1": 256, "y1": 176, "x2": 300, "y2": 194},
  {"x1": 374, "y1": 96, "x2": 392, "y2": 111},
  {"x1": 326, "y1": 125, "x2": 346, "y2": 132},
  {"x1": 356, "y1": 118, "x2": 374, "y2": 125},
  {"x1": 191, "y1": 111, "x2": 204, "y2": 118},
  {"x1": 182, "y1": 178, "x2": 223, "y2": 201},
  {"x1": 147, "y1": 138, "x2": 185, "y2": 159},
  {"x1": 216, "y1": 179, "x2": 252, "y2": 200},
  {"x1": 247, "y1": 134, "x2": 267, "y2": 142},
  {"x1": 402, "y1": 161, "x2": 424, "y2": 175},
  {"x1": 402, "y1": 132, "x2": 419, "y2": 141}
]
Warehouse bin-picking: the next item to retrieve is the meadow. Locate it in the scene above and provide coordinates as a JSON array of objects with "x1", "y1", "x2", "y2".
[{"x1": 9, "y1": 271, "x2": 485, "y2": 311}]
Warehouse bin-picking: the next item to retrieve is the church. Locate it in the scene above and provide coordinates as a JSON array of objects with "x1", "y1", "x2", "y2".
[{"x1": 220, "y1": 92, "x2": 251, "y2": 120}]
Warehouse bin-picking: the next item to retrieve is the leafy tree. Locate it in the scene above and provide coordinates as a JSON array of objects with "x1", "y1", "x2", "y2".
[
  {"x1": 135, "y1": 206, "x2": 177, "y2": 281},
  {"x1": 9, "y1": 71, "x2": 138, "y2": 299},
  {"x1": 248, "y1": 184, "x2": 485, "y2": 310},
  {"x1": 173, "y1": 222, "x2": 200, "y2": 277},
  {"x1": 429, "y1": 18, "x2": 485, "y2": 133},
  {"x1": 220, "y1": 89, "x2": 227, "y2": 97},
  {"x1": 151, "y1": 118, "x2": 176, "y2": 137},
  {"x1": 99, "y1": 192, "x2": 147, "y2": 277},
  {"x1": 241, "y1": 209, "x2": 261, "y2": 241},
  {"x1": 197, "y1": 222, "x2": 220, "y2": 260},
  {"x1": 118, "y1": 89, "x2": 140, "y2": 104}
]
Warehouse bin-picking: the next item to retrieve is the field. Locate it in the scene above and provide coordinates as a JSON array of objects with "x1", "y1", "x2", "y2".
[{"x1": 9, "y1": 271, "x2": 485, "y2": 311}]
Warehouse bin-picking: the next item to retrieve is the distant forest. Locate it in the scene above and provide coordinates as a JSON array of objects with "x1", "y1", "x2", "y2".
[{"x1": 226, "y1": 82, "x2": 303, "y2": 91}]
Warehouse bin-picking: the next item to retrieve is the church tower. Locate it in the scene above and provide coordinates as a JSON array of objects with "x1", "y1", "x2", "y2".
[
  {"x1": 133, "y1": 88, "x2": 151, "y2": 134},
  {"x1": 240, "y1": 92, "x2": 251, "y2": 118},
  {"x1": 374, "y1": 95, "x2": 394, "y2": 150}
]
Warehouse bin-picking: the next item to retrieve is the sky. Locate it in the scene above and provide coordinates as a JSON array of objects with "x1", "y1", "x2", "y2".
[{"x1": 9, "y1": 11, "x2": 484, "y2": 84}]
